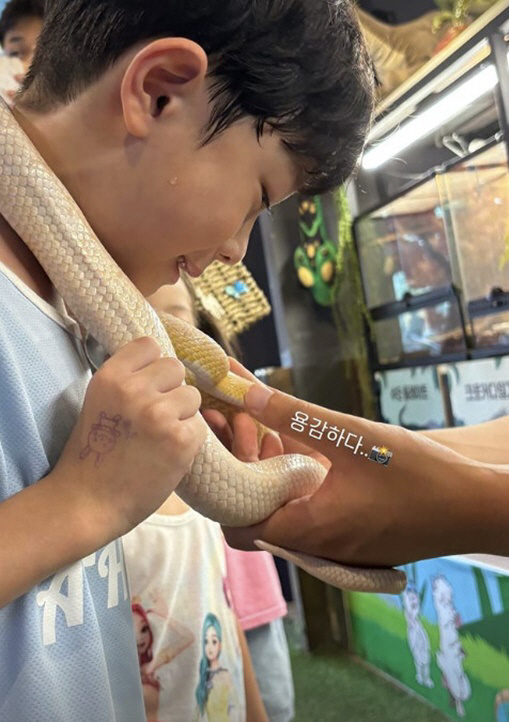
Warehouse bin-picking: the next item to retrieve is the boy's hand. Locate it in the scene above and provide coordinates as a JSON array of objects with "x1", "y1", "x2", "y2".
[{"x1": 52, "y1": 337, "x2": 206, "y2": 543}]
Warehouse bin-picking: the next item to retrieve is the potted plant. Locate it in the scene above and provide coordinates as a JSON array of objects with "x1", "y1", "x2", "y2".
[{"x1": 433, "y1": 0, "x2": 499, "y2": 53}]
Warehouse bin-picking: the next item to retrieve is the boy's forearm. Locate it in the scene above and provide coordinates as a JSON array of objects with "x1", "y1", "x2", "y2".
[
  {"x1": 0, "y1": 469, "x2": 112, "y2": 608},
  {"x1": 237, "y1": 619, "x2": 268, "y2": 722},
  {"x1": 419, "y1": 416, "x2": 509, "y2": 464}
]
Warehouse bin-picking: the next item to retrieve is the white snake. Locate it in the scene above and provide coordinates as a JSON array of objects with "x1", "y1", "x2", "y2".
[{"x1": 0, "y1": 101, "x2": 406, "y2": 594}]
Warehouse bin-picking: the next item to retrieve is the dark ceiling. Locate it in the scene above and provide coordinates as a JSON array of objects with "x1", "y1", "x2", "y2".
[{"x1": 357, "y1": 0, "x2": 436, "y2": 23}]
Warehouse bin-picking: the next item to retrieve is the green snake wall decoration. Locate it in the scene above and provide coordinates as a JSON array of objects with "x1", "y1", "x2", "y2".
[{"x1": 294, "y1": 195, "x2": 337, "y2": 307}]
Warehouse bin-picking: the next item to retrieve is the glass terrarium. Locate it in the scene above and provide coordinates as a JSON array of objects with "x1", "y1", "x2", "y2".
[
  {"x1": 441, "y1": 142, "x2": 509, "y2": 347},
  {"x1": 469, "y1": 309, "x2": 509, "y2": 349},
  {"x1": 372, "y1": 295, "x2": 466, "y2": 366},
  {"x1": 355, "y1": 176, "x2": 454, "y2": 310}
]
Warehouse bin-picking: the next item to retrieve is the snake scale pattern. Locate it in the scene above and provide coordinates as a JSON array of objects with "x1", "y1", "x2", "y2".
[{"x1": 0, "y1": 101, "x2": 406, "y2": 594}]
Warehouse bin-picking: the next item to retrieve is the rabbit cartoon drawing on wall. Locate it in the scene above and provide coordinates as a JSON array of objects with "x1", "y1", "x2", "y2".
[
  {"x1": 432, "y1": 575, "x2": 471, "y2": 718},
  {"x1": 402, "y1": 585, "x2": 434, "y2": 689}
]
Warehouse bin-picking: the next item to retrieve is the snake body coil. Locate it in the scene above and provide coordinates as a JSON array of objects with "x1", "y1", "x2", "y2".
[{"x1": 0, "y1": 102, "x2": 405, "y2": 594}]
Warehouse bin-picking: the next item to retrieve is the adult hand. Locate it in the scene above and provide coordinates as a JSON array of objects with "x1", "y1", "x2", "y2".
[
  {"x1": 223, "y1": 382, "x2": 508, "y2": 567},
  {"x1": 203, "y1": 358, "x2": 329, "y2": 467},
  {"x1": 202, "y1": 407, "x2": 284, "y2": 463}
]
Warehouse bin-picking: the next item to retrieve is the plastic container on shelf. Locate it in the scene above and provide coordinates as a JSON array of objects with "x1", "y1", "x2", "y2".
[
  {"x1": 372, "y1": 292, "x2": 466, "y2": 366},
  {"x1": 440, "y1": 142, "x2": 509, "y2": 348},
  {"x1": 354, "y1": 176, "x2": 466, "y2": 367},
  {"x1": 355, "y1": 176, "x2": 454, "y2": 311}
]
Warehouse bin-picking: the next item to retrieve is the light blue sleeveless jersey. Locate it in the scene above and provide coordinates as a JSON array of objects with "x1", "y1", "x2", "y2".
[{"x1": 0, "y1": 266, "x2": 146, "y2": 721}]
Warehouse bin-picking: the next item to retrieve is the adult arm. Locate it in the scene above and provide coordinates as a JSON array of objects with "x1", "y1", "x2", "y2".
[
  {"x1": 419, "y1": 416, "x2": 509, "y2": 464},
  {"x1": 222, "y1": 383, "x2": 509, "y2": 569}
]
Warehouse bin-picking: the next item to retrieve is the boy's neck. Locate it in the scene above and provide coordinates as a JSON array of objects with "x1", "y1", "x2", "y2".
[{"x1": 0, "y1": 214, "x2": 55, "y2": 303}]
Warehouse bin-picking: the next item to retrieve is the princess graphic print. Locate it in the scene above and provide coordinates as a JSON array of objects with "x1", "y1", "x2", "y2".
[
  {"x1": 123, "y1": 508, "x2": 246, "y2": 722},
  {"x1": 195, "y1": 612, "x2": 242, "y2": 721}
]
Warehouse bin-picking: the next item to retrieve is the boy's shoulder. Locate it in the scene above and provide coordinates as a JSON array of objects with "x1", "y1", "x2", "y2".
[
  {"x1": 0, "y1": 261, "x2": 76, "y2": 335},
  {"x1": 0, "y1": 262, "x2": 88, "y2": 380},
  {"x1": 0, "y1": 263, "x2": 90, "y2": 479}
]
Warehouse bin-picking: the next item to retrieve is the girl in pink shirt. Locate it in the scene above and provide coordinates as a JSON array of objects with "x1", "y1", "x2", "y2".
[{"x1": 224, "y1": 545, "x2": 294, "y2": 722}]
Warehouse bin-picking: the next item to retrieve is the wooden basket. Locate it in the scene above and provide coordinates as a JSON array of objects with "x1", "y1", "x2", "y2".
[{"x1": 191, "y1": 261, "x2": 271, "y2": 339}]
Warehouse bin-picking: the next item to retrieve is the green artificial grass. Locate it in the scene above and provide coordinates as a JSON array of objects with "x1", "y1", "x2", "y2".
[{"x1": 290, "y1": 649, "x2": 449, "y2": 722}]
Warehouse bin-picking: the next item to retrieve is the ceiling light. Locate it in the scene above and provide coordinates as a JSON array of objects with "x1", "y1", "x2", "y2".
[{"x1": 362, "y1": 64, "x2": 499, "y2": 171}]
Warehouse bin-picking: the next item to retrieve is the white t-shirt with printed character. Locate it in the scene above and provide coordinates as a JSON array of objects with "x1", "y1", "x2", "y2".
[{"x1": 123, "y1": 508, "x2": 246, "y2": 722}]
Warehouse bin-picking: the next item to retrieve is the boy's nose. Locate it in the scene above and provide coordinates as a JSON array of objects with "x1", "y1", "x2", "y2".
[{"x1": 216, "y1": 232, "x2": 249, "y2": 266}]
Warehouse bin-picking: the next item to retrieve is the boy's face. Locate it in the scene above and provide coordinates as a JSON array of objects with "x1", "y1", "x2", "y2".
[
  {"x1": 103, "y1": 118, "x2": 297, "y2": 295},
  {"x1": 3, "y1": 15, "x2": 43, "y2": 71}
]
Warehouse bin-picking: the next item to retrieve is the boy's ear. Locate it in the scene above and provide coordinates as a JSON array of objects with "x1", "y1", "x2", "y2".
[{"x1": 120, "y1": 38, "x2": 208, "y2": 138}]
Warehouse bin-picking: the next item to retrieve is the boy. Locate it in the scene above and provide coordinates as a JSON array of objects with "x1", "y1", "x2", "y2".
[
  {"x1": 0, "y1": 0, "x2": 374, "y2": 719},
  {"x1": 0, "y1": 0, "x2": 44, "y2": 71}
]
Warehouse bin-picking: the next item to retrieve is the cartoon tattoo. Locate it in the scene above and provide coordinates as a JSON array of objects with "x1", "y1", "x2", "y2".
[{"x1": 80, "y1": 412, "x2": 123, "y2": 466}]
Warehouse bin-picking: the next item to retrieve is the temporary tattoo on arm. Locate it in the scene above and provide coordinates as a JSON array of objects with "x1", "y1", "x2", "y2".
[{"x1": 79, "y1": 412, "x2": 128, "y2": 467}]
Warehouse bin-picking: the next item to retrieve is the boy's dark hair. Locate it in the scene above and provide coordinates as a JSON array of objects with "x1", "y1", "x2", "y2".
[
  {"x1": 0, "y1": 0, "x2": 44, "y2": 45},
  {"x1": 20, "y1": 0, "x2": 375, "y2": 194}
]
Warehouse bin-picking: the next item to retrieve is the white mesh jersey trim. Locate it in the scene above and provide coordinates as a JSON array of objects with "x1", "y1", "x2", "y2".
[{"x1": 0, "y1": 259, "x2": 82, "y2": 338}]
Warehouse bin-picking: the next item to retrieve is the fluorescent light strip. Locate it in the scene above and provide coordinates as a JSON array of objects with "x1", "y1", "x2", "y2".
[{"x1": 362, "y1": 64, "x2": 499, "y2": 170}]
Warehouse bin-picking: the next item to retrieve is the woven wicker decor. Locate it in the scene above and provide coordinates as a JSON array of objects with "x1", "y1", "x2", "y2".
[{"x1": 191, "y1": 261, "x2": 271, "y2": 339}]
